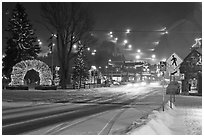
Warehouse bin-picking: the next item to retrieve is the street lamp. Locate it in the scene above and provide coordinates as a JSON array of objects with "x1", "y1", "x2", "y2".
[
  {"x1": 51, "y1": 42, "x2": 55, "y2": 85},
  {"x1": 153, "y1": 41, "x2": 159, "y2": 45},
  {"x1": 136, "y1": 55, "x2": 141, "y2": 59},
  {"x1": 52, "y1": 33, "x2": 57, "y2": 38},
  {"x1": 91, "y1": 49, "x2": 97, "y2": 55},
  {"x1": 152, "y1": 54, "x2": 156, "y2": 59},
  {"x1": 108, "y1": 59, "x2": 112, "y2": 62},
  {"x1": 91, "y1": 66, "x2": 97, "y2": 86},
  {"x1": 151, "y1": 54, "x2": 156, "y2": 61},
  {"x1": 87, "y1": 47, "x2": 90, "y2": 51},
  {"x1": 128, "y1": 44, "x2": 132, "y2": 49},
  {"x1": 126, "y1": 29, "x2": 130, "y2": 34},
  {"x1": 73, "y1": 44, "x2": 77, "y2": 49},
  {"x1": 91, "y1": 65, "x2": 96, "y2": 70},
  {"x1": 39, "y1": 41, "x2": 42, "y2": 45},
  {"x1": 137, "y1": 49, "x2": 141, "y2": 53},
  {"x1": 124, "y1": 40, "x2": 128, "y2": 44}
]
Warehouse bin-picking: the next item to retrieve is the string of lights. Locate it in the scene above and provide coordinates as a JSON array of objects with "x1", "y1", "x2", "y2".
[
  {"x1": 89, "y1": 29, "x2": 201, "y2": 34},
  {"x1": 9, "y1": 59, "x2": 53, "y2": 86}
]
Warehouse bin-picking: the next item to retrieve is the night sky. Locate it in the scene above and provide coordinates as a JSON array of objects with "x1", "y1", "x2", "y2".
[{"x1": 2, "y1": 2, "x2": 202, "y2": 65}]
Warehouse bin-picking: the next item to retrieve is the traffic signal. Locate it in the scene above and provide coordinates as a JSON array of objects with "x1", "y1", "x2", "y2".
[{"x1": 160, "y1": 61, "x2": 166, "y2": 71}]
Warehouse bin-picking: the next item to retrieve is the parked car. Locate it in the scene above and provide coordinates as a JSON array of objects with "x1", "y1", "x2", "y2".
[{"x1": 166, "y1": 81, "x2": 180, "y2": 94}]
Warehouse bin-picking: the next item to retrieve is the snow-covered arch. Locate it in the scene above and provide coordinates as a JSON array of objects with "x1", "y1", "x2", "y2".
[{"x1": 10, "y1": 59, "x2": 52, "y2": 86}]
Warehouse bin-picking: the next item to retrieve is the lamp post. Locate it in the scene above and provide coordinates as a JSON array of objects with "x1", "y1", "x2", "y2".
[
  {"x1": 50, "y1": 33, "x2": 57, "y2": 85},
  {"x1": 51, "y1": 43, "x2": 55, "y2": 85}
]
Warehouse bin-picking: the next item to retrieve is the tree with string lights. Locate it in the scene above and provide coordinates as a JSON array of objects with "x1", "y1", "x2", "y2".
[
  {"x1": 72, "y1": 45, "x2": 89, "y2": 89},
  {"x1": 3, "y1": 3, "x2": 41, "y2": 79}
]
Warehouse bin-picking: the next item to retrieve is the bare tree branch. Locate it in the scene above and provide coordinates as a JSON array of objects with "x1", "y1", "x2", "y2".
[{"x1": 41, "y1": 2, "x2": 94, "y2": 88}]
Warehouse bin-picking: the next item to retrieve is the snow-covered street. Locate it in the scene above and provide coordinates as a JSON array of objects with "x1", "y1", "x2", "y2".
[
  {"x1": 3, "y1": 83, "x2": 168, "y2": 135},
  {"x1": 2, "y1": 84, "x2": 202, "y2": 135}
]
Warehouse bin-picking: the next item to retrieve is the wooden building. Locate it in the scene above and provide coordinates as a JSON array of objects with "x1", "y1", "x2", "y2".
[{"x1": 179, "y1": 49, "x2": 202, "y2": 95}]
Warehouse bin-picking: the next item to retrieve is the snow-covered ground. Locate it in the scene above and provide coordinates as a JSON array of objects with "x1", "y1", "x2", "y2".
[
  {"x1": 3, "y1": 83, "x2": 201, "y2": 135},
  {"x1": 128, "y1": 101, "x2": 202, "y2": 135}
]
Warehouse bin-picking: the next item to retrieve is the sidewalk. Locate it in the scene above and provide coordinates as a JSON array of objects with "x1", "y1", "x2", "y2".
[{"x1": 128, "y1": 95, "x2": 202, "y2": 135}]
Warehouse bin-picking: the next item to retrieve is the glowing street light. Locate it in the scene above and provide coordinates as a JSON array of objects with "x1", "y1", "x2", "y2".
[
  {"x1": 137, "y1": 49, "x2": 141, "y2": 53},
  {"x1": 148, "y1": 48, "x2": 155, "y2": 51},
  {"x1": 93, "y1": 49, "x2": 97, "y2": 53},
  {"x1": 73, "y1": 44, "x2": 77, "y2": 49},
  {"x1": 126, "y1": 29, "x2": 130, "y2": 34},
  {"x1": 151, "y1": 54, "x2": 156, "y2": 61},
  {"x1": 108, "y1": 59, "x2": 112, "y2": 62},
  {"x1": 115, "y1": 37, "x2": 118, "y2": 41},
  {"x1": 152, "y1": 54, "x2": 156, "y2": 59},
  {"x1": 109, "y1": 31, "x2": 113, "y2": 35},
  {"x1": 124, "y1": 39, "x2": 128, "y2": 44},
  {"x1": 110, "y1": 34, "x2": 113, "y2": 38},
  {"x1": 136, "y1": 55, "x2": 141, "y2": 59},
  {"x1": 39, "y1": 41, "x2": 42, "y2": 45},
  {"x1": 87, "y1": 47, "x2": 90, "y2": 51},
  {"x1": 91, "y1": 52, "x2": 96, "y2": 56},
  {"x1": 160, "y1": 27, "x2": 167, "y2": 31},
  {"x1": 153, "y1": 41, "x2": 159, "y2": 45},
  {"x1": 52, "y1": 33, "x2": 57, "y2": 38},
  {"x1": 128, "y1": 44, "x2": 132, "y2": 49},
  {"x1": 99, "y1": 66, "x2": 101, "y2": 69},
  {"x1": 91, "y1": 65, "x2": 97, "y2": 70},
  {"x1": 105, "y1": 66, "x2": 108, "y2": 69}
]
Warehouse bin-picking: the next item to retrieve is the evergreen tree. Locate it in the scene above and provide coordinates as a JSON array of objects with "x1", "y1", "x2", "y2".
[
  {"x1": 72, "y1": 45, "x2": 89, "y2": 88},
  {"x1": 3, "y1": 3, "x2": 41, "y2": 78}
]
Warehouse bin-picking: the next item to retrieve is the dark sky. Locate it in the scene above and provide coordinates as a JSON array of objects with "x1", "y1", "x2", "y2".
[{"x1": 2, "y1": 2, "x2": 202, "y2": 64}]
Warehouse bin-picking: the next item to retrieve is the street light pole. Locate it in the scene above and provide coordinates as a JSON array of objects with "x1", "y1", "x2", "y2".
[
  {"x1": 52, "y1": 47, "x2": 54, "y2": 85},
  {"x1": 162, "y1": 72, "x2": 165, "y2": 111}
]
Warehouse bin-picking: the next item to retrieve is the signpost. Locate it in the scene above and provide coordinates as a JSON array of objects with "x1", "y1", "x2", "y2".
[
  {"x1": 166, "y1": 53, "x2": 183, "y2": 108},
  {"x1": 159, "y1": 61, "x2": 166, "y2": 111},
  {"x1": 166, "y1": 53, "x2": 183, "y2": 75}
]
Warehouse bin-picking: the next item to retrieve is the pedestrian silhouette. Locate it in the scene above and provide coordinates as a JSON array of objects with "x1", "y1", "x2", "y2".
[{"x1": 171, "y1": 55, "x2": 177, "y2": 66}]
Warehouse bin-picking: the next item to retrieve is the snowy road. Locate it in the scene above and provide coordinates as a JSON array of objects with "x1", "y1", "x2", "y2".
[{"x1": 2, "y1": 83, "x2": 168, "y2": 135}]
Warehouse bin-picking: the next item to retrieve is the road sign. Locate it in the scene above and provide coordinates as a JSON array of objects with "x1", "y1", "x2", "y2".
[
  {"x1": 160, "y1": 61, "x2": 166, "y2": 71},
  {"x1": 166, "y1": 53, "x2": 183, "y2": 71}
]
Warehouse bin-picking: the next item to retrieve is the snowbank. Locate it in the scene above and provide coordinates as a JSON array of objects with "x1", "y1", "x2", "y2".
[{"x1": 128, "y1": 101, "x2": 187, "y2": 135}]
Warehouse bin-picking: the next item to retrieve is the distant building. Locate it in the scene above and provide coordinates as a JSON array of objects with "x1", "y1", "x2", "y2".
[{"x1": 103, "y1": 60, "x2": 159, "y2": 82}]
